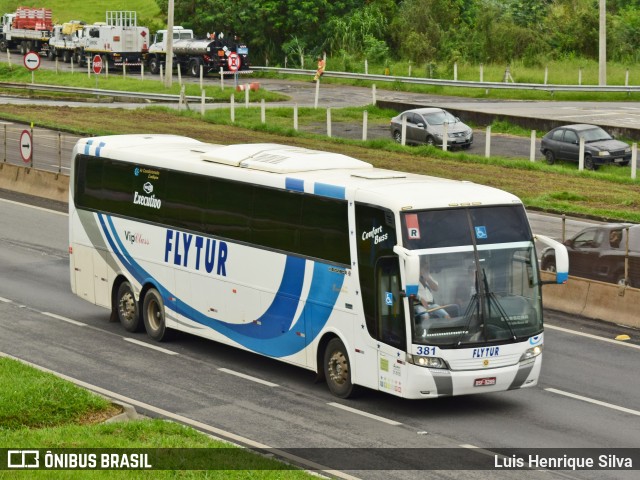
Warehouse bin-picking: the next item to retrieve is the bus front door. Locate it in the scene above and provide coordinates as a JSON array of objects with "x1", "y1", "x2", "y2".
[{"x1": 376, "y1": 257, "x2": 407, "y2": 397}]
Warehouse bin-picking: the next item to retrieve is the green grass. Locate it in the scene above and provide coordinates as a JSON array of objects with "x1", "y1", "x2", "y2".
[
  {"x1": 0, "y1": 357, "x2": 115, "y2": 430},
  {"x1": 256, "y1": 56, "x2": 640, "y2": 103},
  {"x1": 0, "y1": 357, "x2": 314, "y2": 477},
  {"x1": 0, "y1": 0, "x2": 162, "y2": 26}
]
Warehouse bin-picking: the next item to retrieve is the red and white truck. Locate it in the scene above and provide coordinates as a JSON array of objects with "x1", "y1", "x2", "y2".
[{"x1": 0, "y1": 6, "x2": 53, "y2": 55}]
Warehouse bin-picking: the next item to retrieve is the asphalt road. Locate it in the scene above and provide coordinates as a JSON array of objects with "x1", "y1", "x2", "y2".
[{"x1": 1, "y1": 196, "x2": 638, "y2": 478}]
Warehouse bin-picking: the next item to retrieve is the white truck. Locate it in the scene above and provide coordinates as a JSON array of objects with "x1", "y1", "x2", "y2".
[
  {"x1": 0, "y1": 6, "x2": 52, "y2": 55},
  {"x1": 48, "y1": 21, "x2": 85, "y2": 63},
  {"x1": 145, "y1": 26, "x2": 250, "y2": 76},
  {"x1": 73, "y1": 11, "x2": 149, "y2": 69}
]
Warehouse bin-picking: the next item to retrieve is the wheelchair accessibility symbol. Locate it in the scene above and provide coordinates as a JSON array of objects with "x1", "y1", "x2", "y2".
[
  {"x1": 385, "y1": 292, "x2": 393, "y2": 306},
  {"x1": 475, "y1": 226, "x2": 488, "y2": 239}
]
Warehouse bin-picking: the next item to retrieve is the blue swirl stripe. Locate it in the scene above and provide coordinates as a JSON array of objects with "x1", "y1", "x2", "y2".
[{"x1": 99, "y1": 213, "x2": 344, "y2": 357}]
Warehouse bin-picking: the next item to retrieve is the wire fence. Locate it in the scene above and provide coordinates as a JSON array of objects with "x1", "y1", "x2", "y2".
[{"x1": 0, "y1": 121, "x2": 80, "y2": 174}]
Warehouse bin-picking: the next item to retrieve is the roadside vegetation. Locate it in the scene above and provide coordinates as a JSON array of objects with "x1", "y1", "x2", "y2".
[
  {"x1": 0, "y1": 357, "x2": 314, "y2": 478},
  {"x1": 0, "y1": 101, "x2": 637, "y2": 224}
]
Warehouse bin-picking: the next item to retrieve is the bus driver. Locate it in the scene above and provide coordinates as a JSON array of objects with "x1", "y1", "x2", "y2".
[{"x1": 414, "y1": 257, "x2": 450, "y2": 334}]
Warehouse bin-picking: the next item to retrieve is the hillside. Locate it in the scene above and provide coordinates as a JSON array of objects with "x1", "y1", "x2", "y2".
[{"x1": 0, "y1": 0, "x2": 162, "y2": 26}]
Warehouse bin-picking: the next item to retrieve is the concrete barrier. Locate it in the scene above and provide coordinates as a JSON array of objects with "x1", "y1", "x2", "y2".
[
  {"x1": 0, "y1": 163, "x2": 68, "y2": 203},
  {"x1": 542, "y1": 272, "x2": 640, "y2": 329}
]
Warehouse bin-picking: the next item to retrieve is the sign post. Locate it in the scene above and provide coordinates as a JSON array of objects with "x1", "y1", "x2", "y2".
[
  {"x1": 23, "y1": 51, "x2": 40, "y2": 84},
  {"x1": 227, "y1": 52, "x2": 240, "y2": 88},
  {"x1": 19, "y1": 129, "x2": 32, "y2": 166},
  {"x1": 92, "y1": 54, "x2": 103, "y2": 88}
]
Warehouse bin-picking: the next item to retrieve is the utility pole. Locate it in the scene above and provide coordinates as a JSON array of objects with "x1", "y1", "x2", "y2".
[
  {"x1": 599, "y1": 0, "x2": 606, "y2": 86},
  {"x1": 164, "y1": 0, "x2": 174, "y2": 88}
]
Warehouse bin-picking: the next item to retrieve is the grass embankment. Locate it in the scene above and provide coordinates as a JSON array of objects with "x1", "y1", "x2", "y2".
[
  {"x1": 257, "y1": 57, "x2": 640, "y2": 103},
  {"x1": 0, "y1": 357, "x2": 312, "y2": 478},
  {"x1": 0, "y1": 0, "x2": 162, "y2": 25},
  {"x1": 0, "y1": 102, "x2": 638, "y2": 223}
]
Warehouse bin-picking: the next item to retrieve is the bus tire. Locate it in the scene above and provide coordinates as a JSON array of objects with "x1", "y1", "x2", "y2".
[
  {"x1": 324, "y1": 338, "x2": 359, "y2": 398},
  {"x1": 143, "y1": 288, "x2": 170, "y2": 341},
  {"x1": 116, "y1": 281, "x2": 142, "y2": 332}
]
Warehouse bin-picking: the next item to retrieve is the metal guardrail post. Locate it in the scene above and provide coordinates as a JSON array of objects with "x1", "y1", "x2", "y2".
[
  {"x1": 58, "y1": 132, "x2": 62, "y2": 173},
  {"x1": 362, "y1": 110, "x2": 368, "y2": 142},
  {"x1": 485, "y1": 126, "x2": 491, "y2": 158},
  {"x1": 530, "y1": 130, "x2": 536, "y2": 162},
  {"x1": 624, "y1": 226, "x2": 630, "y2": 286},
  {"x1": 30, "y1": 125, "x2": 34, "y2": 168}
]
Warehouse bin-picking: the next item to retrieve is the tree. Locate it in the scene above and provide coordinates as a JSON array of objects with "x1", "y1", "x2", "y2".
[{"x1": 155, "y1": 0, "x2": 361, "y2": 64}]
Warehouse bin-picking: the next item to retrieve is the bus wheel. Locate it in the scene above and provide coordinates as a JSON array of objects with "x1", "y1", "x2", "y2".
[
  {"x1": 143, "y1": 288, "x2": 169, "y2": 341},
  {"x1": 324, "y1": 338, "x2": 359, "y2": 398},
  {"x1": 116, "y1": 281, "x2": 142, "y2": 332}
]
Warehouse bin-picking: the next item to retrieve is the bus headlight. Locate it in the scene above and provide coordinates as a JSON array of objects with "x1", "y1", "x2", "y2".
[
  {"x1": 519, "y1": 345, "x2": 543, "y2": 362},
  {"x1": 407, "y1": 354, "x2": 448, "y2": 369}
]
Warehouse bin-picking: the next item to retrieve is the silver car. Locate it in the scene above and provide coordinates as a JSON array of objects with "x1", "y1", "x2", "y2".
[{"x1": 390, "y1": 107, "x2": 473, "y2": 149}]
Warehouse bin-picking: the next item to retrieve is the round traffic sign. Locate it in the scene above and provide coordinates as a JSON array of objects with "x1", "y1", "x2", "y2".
[
  {"x1": 227, "y1": 52, "x2": 241, "y2": 72},
  {"x1": 23, "y1": 51, "x2": 41, "y2": 71},
  {"x1": 19, "y1": 130, "x2": 32, "y2": 163},
  {"x1": 92, "y1": 54, "x2": 103, "y2": 74}
]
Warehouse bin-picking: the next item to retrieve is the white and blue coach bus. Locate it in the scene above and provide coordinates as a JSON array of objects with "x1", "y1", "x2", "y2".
[{"x1": 69, "y1": 134, "x2": 568, "y2": 399}]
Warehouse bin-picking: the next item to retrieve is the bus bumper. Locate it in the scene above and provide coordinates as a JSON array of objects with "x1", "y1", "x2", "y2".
[{"x1": 402, "y1": 356, "x2": 542, "y2": 399}]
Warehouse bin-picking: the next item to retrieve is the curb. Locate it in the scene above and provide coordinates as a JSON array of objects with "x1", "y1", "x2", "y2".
[{"x1": 102, "y1": 398, "x2": 144, "y2": 424}]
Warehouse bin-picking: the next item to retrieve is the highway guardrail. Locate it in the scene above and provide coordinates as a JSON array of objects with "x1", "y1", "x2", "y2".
[{"x1": 252, "y1": 66, "x2": 640, "y2": 93}]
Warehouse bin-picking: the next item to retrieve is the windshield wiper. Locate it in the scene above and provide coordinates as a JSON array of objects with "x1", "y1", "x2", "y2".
[
  {"x1": 457, "y1": 269, "x2": 517, "y2": 345},
  {"x1": 457, "y1": 293, "x2": 480, "y2": 346},
  {"x1": 482, "y1": 271, "x2": 517, "y2": 341}
]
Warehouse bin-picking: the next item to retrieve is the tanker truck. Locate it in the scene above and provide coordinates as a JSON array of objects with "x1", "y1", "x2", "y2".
[{"x1": 146, "y1": 27, "x2": 250, "y2": 76}]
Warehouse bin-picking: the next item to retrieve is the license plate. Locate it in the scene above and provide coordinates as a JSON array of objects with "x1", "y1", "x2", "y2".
[
  {"x1": 474, "y1": 377, "x2": 496, "y2": 387},
  {"x1": 614, "y1": 158, "x2": 623, "y2": 163}
]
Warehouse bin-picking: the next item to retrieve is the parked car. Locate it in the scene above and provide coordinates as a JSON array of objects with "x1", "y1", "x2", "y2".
[
  {"x1": 540, "y1": 124, "x2": 631, "y2": 170},
  {"x1": 540, "y1": 223, "x2": 640, "y2": 287},
  {"x1": 390, "y1": 107, "x2": 473, "y2": 149}
]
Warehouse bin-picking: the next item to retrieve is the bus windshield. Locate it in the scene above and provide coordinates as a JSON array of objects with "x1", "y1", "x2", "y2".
[{"x1": 401, "y1": 206, "x2": 542, "y2": 347}]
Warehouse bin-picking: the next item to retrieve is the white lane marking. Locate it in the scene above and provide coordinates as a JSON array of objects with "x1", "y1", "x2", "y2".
[
  {"x1": 0, "y1": 352, "x2": 359, "y2": 480},
  {"x1": 328, "y1": 402, "x2": 402, "y2": 426},
  {"x1": 42, "y1": 311, "x2": 87, "y2": 327},
  {"x1": 460, "y1": 444, "x2": 500, "y2": 457},
  {"x1": 545, "y1": 388, "x2": 640, "y2": 417},
  {"x1": 545, "y1": 323, "x2": 640, "y2": 350},
  {"x1": 218, "y1": 367, "x2": 279, "y2": 387},
  {"x1": 123, "y1": 337, "x2": 179, "y2": 355},
  {"x1": 0, "y1": 197, "x2": 68, "y2": 216},
  {"x1": 0, "y1": 296, "x2": 12, "y2": 303}
]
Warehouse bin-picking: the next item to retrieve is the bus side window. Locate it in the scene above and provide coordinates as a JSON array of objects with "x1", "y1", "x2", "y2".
[{"x1": 376, "y1": 257, "x2": 406, "y2": 350}]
